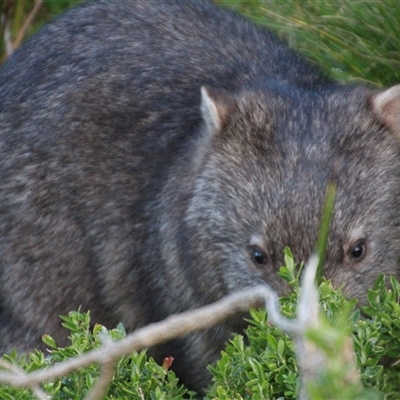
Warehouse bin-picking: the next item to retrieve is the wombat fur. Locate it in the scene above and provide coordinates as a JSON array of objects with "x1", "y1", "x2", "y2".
[{"x1": 1, "y1": 0, "x2": 400, "y2": 392}]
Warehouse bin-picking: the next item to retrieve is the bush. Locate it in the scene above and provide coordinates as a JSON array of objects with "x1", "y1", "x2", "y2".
[
  {"x1": 1, "y1": 250, "x2": 400, "y2": 399},
  {"x1": 1, "y1": 312, "x2": 196, "y2": 399},
  {"x1": 207, "y1": 249, "x2": 400, "y2": 399}
]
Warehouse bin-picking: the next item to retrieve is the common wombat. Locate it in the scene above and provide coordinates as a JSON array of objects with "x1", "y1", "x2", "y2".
[{"x1": 0, "y1": 0, "x2": 400, "y2": 391}]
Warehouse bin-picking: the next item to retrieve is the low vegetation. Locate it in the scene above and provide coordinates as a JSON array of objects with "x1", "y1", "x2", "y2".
[{"x1": 1, "y1": 250, "x2": 400, "y2": 399}]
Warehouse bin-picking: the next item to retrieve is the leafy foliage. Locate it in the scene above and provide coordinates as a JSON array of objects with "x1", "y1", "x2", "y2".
[
  {"x1": 358, "y1": 275, "x2": 400, "y2": 397},
  {"x1": 1, "y1": 250, "x2": 400, "y2": 399},
  {"x1": 207, "y1": 249, "x2": 400, "y2": 399},
  {"x1": 209, "y1": 249, "x2": 358, "y2": 400},
  {"x1": 0, "y1": 312, "x2": 195, "y2": 400}
]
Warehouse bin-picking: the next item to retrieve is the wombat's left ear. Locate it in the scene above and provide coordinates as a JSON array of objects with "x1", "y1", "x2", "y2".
[
  {"x1": 372, "y1": 84, "x2": 400, "y2": 134},
  {"x1": 201, "y1": 86, "x2": 235, "y2": 133}
]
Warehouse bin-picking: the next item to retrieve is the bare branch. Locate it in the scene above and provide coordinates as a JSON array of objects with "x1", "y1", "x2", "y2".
[
  {"x1": 0, "y1": 284, "x2": 279, "y2": 388},
  {"x1": 11, "y1": 0, "x2": 44, "y2": 53},
  {"x1": 84, "y1": 334, "x2": 116, "y2": 400},
  {"x1": 1, "y1": 7, "x2": 13, "y2": 58},
  {"x1": 0, "y1": 358, "x2": 48, "y2": 400}
]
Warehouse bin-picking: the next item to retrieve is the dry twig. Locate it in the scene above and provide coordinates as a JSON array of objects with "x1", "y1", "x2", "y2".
[
  {"x1": 12, "y1": 0, "x2": 43, "y2": 52},
  {"x1": 1, "y1": 0, "x2": 44, "y2": 59}
]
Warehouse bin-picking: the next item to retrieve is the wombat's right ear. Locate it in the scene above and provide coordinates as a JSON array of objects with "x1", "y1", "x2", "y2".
[
  {"x1": 372, "y1": 84, "x2": 400, "y2": 136},
  {"x1": 201, "y1": 86, "x2": 234, "y2": 133}
]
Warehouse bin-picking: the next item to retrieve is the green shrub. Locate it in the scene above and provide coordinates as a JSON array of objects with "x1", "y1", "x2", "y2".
[
  {"x1": 1, "y1": 312, "x2": 196, "y2": 399},
  {"x1": 1, "y1": 250, "x2": 400, "y2": 399}
]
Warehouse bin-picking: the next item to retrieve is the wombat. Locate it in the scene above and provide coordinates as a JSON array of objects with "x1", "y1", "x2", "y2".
[{"x1": 0, "y1": 0, "x2": 400, "y2": 392}]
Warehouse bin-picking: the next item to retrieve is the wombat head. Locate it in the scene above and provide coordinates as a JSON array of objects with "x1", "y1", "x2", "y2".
[{"x1": 186, "y1": 83, "x2": 400, "y2": 305}]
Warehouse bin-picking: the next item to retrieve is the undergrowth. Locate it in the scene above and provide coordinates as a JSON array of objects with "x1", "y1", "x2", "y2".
[{"x1": 1, "y1": 249, "x2": 400, "y2": 399}]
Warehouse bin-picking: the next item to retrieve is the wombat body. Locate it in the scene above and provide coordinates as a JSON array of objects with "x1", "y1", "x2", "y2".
[{"x1": 1, "y1": 0, "x2": 400, "y2": 391}]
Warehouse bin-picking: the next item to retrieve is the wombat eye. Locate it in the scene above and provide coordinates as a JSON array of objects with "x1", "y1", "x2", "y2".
[
  {"x1": 350, "y1": 241, "x2": 366, "y2": 261},
  {"x1": 251, "y1": 246, "x2": 268, "y2": 266}
]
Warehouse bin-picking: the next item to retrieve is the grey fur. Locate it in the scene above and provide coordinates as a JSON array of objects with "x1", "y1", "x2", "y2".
[{"x1": 1, "y1": 0, "x2": 400, "y2": 391}]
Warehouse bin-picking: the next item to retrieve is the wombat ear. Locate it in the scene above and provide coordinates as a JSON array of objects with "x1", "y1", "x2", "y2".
[
  {"x1": 200, "y1": 86, "x2": 234, "y2": 133},
  {"x1": 372, "y1": 84, "x2": 400, "y2": 135}
]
